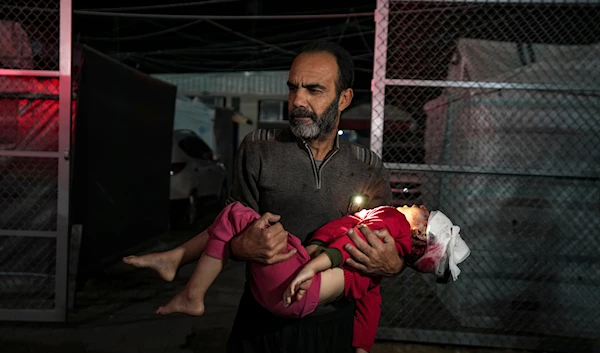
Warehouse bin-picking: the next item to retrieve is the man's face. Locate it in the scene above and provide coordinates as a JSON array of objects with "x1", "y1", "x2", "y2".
[{"x1": 286, "y1": 52, "x2": 349, "y2": 141}]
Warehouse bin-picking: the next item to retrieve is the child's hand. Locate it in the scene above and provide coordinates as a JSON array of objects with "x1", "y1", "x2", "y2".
[{"x1": 283, "y1": 266, "x2": 316, "y2": 307}]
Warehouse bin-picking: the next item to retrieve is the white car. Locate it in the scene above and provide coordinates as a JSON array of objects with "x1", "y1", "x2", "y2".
[{"x1": 170, "y1": 129, "x2": 228, "y2": 228}]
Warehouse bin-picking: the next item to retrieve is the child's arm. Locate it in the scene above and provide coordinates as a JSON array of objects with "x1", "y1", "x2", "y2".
[
  {"x1": 305, "y1": 244, "x2": 326, "y2": 258},
  {"x1": 309, "y1": 214, "x2": 360, "y2": 244},
  {"x1": 327, "y1": 207, "x2": 411, "y2": 266},
  {"x1": 283, "y1": 252, "x2": 333, "y2": 307}
]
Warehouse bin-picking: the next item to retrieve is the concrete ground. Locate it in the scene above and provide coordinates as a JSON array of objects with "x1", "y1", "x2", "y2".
[{"x1": 0, "y1": 219, "x2": 538, "y2": 353}]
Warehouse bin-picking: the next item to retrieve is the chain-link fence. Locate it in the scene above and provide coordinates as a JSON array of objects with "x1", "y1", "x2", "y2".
[
  {"x1": 371, "y1": 0, "x2": 600, "y2": 351},
  {"x1": 0, "y1": 0, "x2": 71, "y2": 322},
  {"x1": 0, "y1": 1, "x2": 60, "y2": 71}
]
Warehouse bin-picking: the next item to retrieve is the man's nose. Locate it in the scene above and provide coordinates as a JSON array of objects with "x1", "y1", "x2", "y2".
[{"x1": 292, "y1": 89, "x2": 309, "y2": 108}]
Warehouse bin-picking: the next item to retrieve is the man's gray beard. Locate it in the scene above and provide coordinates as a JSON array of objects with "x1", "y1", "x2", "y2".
[{"x1": 289, "y1": 97, "x2": 339, "y2": 142}]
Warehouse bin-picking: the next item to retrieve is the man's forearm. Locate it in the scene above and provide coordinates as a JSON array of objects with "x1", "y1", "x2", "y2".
[{"x1": 229, "y1": 234, "x2": 245, "y2": 261}]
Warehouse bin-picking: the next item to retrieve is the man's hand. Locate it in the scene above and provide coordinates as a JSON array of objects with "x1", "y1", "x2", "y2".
[
  {"x1": 343, "y1": 225, "x2": 404, "y2": 277},
  {"x1": 230, "y1": 212, "x2": 296, "y2": 265}
]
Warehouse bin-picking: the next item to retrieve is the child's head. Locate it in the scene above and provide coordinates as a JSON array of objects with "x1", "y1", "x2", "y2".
[
  {"x1": 396, "y1": 205, "x2": 471, "y2": 281},
  {"x1": 396, "y1": 205, "x2": 430, "y2": 264}
]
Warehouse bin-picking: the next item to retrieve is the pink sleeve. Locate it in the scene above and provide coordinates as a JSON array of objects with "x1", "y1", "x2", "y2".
[
  {"x1": 352, "y1": 285, "x2": 382, "y2": 351},
  {"x1": 203, "y1": 201, "x2": 261, "y2": 259}
]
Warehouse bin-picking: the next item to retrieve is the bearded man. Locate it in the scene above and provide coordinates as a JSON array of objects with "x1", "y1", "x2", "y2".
[{"x1": 219, "y1": 41, "x2": 406, "y2": 353}]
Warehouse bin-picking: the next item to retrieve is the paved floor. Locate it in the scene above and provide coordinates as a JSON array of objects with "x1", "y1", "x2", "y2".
[{"x1": 0, "y1": 223, "x2": 543, "y2": 353}]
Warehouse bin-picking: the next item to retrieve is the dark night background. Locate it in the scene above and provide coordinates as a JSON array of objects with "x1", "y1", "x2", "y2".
[{"x1": 72, "y1": 0, "x2": 379, "y2": 102}]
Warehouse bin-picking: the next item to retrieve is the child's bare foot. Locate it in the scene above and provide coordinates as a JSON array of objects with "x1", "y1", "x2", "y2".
[
  {"x1": 156, "y1": 289, "x2": 205, "y2": 316},
  {"x1": 122, "y1": 251, "x2": 179, "y2": 282}
]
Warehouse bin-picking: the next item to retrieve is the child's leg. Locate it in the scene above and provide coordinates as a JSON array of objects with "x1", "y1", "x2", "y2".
[
  {"x1": 123, "y1": 229, "x2": 209, "y2": 282},
  {"x1": 317, "y1": 267, "x2": 345, "y2": 305},
  {"x1": 156, "y1": 252, "x2": 224, "y2": 316},
  {"x1": 156, "y1": 202, "x2": 259, "y2": 316},
  {"x1": 123, "y1": 202, "x2": 258, "y2": 282}
]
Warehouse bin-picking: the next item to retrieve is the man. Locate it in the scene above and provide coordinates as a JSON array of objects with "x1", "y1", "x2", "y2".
[{"x1": 226, "y1": 41, "x2": 404, "y2": 353}]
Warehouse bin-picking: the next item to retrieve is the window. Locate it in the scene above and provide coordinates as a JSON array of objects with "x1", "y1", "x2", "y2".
[
  {"x1": 258, "y1": 100, "x2": 288, "y2": 122},
  {"x1": 190, "y1": 95, "x2": 226, "y2": 108},
  {"x1": 231, "y1": 97, "x2": 241, "y2": 112},
  {"x1": 178, "y1": 135, "x2": 213, "y2": 159}
]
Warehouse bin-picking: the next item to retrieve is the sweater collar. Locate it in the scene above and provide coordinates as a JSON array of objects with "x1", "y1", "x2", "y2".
[{"x1": 287, "y1": 127, "x2": 340, "y2": 155}]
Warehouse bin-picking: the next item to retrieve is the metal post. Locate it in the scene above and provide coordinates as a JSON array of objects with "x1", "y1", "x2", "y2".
[
  {"x1": 0, "y1": 0, "x2": 69, "y2": 323},
  {"x1": 370, "y1": 0, "x2": 390, "y2": 158},
  {"x1": 55, "y1": 0, "x2": 72, "y2": 322}
]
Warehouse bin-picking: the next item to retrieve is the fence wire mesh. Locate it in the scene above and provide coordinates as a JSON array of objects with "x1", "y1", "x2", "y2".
[
  {"x1": 0, "y1": 236, "x2": 56, "y2": 310},
  {"x1": 0, "y1": 76, "x2": 60, "y2": 151},
  {"x1": 0, "y1": 1, "x2": 60, "y2": 71},
  {"x1": 0, "y1": 0, "x2": 62, "y2": 316},
  {"x1": 0, "y1": 156, "x2": 59, "y2": 231},
  {"x1": 372, "y1": 0, "x2": 600, "y2": 351}
]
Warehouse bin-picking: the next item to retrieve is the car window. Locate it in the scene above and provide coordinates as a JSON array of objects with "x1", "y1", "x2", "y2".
[{"x1": 178, "y1": 135, "x2": 212, "y2": 159}]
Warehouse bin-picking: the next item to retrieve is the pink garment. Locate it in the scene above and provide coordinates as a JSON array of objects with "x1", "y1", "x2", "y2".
[
  {"x1": 204, "y1": 202, "x2": 414, "y2": 352},
  {"x1": 203, "y1": 202, "x2": 322, "y2": 319},
  {"x1": 308, "y1": 206, "x2": 411, "y2": 351}
]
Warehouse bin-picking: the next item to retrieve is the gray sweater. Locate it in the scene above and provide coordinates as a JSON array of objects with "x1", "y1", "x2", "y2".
[{"x1": 229, "y1": 128, "x2": 392, "y2": 243}]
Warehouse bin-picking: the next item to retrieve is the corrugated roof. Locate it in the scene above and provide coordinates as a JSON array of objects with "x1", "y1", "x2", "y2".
[{"x1": 153, "y1": 71, "x2": 289, "y2": 96}]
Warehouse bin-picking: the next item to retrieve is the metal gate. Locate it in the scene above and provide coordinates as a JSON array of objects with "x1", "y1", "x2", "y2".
[
  {"x1": 371, "y1": 0, "x2": 600, "y2": 351},
  {"x1": 0, "y1": 0, "x2": 72, "y2": 322}
]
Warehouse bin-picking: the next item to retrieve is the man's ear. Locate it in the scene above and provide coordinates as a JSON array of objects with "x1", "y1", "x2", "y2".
[{"x1": 338, "y1": 88, "x2": 354, "y2": 112}]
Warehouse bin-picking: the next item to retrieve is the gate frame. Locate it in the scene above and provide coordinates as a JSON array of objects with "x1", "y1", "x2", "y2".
[
  {"x1": 370, "y1": 0, "x2": 600, "y2": 351},
  {"x1": 0, "y1": 0, "x2": 72, "y2": 322}
]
